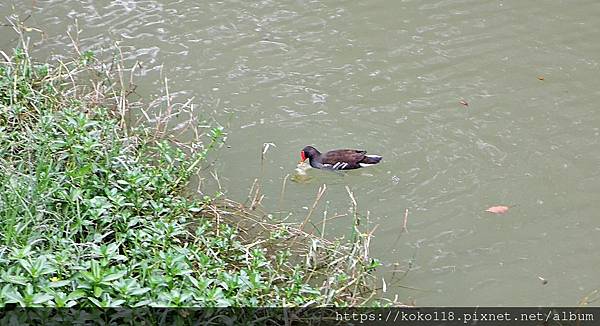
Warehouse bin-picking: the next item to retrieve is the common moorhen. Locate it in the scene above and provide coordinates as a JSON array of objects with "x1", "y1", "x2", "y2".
[{"x1": 300, "y1": 146, "x2": 382, "y2": 170}]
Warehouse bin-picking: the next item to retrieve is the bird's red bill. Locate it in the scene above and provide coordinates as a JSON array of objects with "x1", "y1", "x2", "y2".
[{"x1": 300, "y1": 151, "x2": 306, "y2": 162}]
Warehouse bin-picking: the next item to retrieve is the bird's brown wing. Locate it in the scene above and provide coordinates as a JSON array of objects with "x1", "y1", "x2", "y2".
[{"x1": 321, "y1": 149, "x2": 367, "y2": 169}]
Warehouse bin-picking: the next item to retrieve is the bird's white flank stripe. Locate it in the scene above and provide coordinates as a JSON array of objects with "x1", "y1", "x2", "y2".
[
  {"x1": 331, "y1": 162, "x2": 348, "y2": 170},
  {"x1": 365, "y1": 155, "x2": 382, "y2": 159}
]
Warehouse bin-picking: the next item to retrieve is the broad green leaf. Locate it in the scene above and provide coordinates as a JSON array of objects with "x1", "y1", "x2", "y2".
[
  {"x1": 102, "y1": 270, "x2": 127, "y2": 283},
  {"x1": 48, "y1": 280, "x2": 71, "y2": 288},
  {"x1": 32, "y1": 293, "x2": 53, "y2": 304}
]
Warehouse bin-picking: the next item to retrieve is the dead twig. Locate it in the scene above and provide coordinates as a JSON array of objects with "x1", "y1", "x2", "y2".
[
  {"x1": 402, "y1": 208, "x2": 409, "y2": 233},
  {"x1": 300, "y1": 184, "x2": 327, "y2": 232}
]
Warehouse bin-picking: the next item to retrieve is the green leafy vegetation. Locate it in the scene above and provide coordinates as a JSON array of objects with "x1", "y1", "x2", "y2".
[{"x1": 0, "y1": 36, "x2": 381, "y2": 312}]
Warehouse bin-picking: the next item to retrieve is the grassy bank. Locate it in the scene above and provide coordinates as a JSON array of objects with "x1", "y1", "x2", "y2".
[{"x1": 0, "y1": 32, "x2": 382, "y2": 313}]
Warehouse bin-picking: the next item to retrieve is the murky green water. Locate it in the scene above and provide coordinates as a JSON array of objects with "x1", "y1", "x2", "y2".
[{"x1": 3, "y1": 0, "x2": 600, "y2": 306}]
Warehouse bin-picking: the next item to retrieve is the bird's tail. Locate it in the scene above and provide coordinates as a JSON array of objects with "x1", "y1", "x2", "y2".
[{"x1": 361, "y1": 155, "x2": 382, "y2": 165}]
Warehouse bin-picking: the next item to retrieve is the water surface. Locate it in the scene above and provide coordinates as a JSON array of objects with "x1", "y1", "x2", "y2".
[{"x1": 2, "y1": 0, "x2": 599, "y2": 305}]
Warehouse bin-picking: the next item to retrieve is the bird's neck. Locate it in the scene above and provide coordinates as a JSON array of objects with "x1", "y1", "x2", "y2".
[{"x1": 307, "y1": 151, "x2": 322, "y2": 167}]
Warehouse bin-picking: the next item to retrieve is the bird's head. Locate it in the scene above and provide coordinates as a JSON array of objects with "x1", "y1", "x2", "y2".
[{"x1": 300, "y1": 145, "x2": 319, "y2": 163}]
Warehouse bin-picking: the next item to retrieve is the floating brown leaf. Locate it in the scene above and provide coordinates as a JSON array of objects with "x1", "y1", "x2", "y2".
[
  {"x1": 537, "y1": 76, "x2": 545, "y2": 80},
  {"x1": 485, "y1": 205, "x2": 509, "y2": 214},
  {"x1": 459, "y1": 99, "x2": 469, "y2": 107}
]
